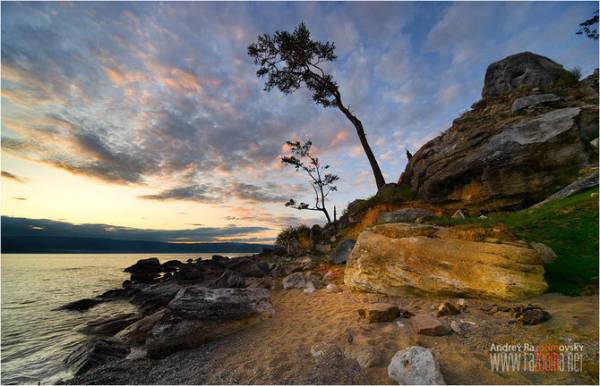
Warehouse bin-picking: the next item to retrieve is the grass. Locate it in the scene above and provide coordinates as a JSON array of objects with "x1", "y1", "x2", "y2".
[
  {"x1": 427, "y1": 188, "x2": 599, "y2": 295},
  {"x1": 346, "y1": 184, "x2": 416, "y2": 216}
]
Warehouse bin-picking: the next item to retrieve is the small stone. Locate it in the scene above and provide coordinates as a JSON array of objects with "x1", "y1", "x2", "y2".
[
  {"x1": 450, "y1": 319, "x2": 476, "y2": 335},
  {"x1": 282, "y1": 272, "x2": 306, "y2": 289},
  {"x1": 326, "y1": 283, "x2": 341, "y2": 293},
  {"x1": 520, "y1": 309, "x2": 551, "y2": 325},
  {"x1": 436, "y1": 302, "x2": 460, "y2": 317},
  {"x1": 478, "y1": 215, "x2": 488, "y2": 219},
  {"x1": 411, "y1": 314, "x2": 450, "y2": 336},
  {"x1": 531, "y1": 242, "x2": 558, "y2": 264},
  {"x1": 388, "y1": 346, "x2": 446, "y2": 385},
  {"x1": 344, "y1": 346, "x2": 380, "y2": 369},
  {"x1": 357, "y1": 303, "x2": 401, "y2": 323},
  {"x1": 451, "y1": 210, "x2": 465, "y2": 219},
  {"x1": 303, "y1": 281, "x2": 316, "y2": 294},
  {"x1": 456, "y1": 298, "x2": 467, "y2": 311},
  {"x1": 310, "y1": 342, "x2": 335, "y2": 358}
]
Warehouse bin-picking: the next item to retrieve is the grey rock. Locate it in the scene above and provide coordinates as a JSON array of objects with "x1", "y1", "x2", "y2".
[
  {"x1": 115, "y1": 309, "x2": 166, "y2": 345},
  {"x1": 303, "y1": 281, "x2": 316, "y2": 294},
  {"x1": 79, "y1": 313, "x2": 141, "y2": 336},
  {"x1": 388, "y1": 346, "x2": 446, "y2": 385},
  {"x1": 209, "y1": 270, "x2": 247, "y2": 288},
  {"x1": 344, "y1": 345, "x2": 380, "y2": 369},
  {"x1": 64, "y1": 337, "x2": 130, "y2": 376},
  {"x1": 591, "y1": 138, "x2": 599, "y2": 150},
  {"x1": 146, "y1": 287, "x2": 273, "y2": 358},
  {"x1": 328, "y1": 239, "x2": 356, "y2": 265},
  {"x1": 377, "y1": 208, "x2": 434, "y2": 224},
  {"x1": 450, "y1": 319, "x2": 477, "y2": 336},
  {"x1": 511, "y1": 93, "x2": 560, "y2": 112},
  {"x1": 482, "y1": 52, "x2": 565, "y2": 98},
  {"x1": 282, "y1": 272, "x2": 306, "y2": 289},
  {"x1": 533, "y1": 170, "x2": 599, "y2": 208},
  {"x1": 310, "y1": 342, "x2": 336, "y2": 358},
  {"x1": 530, "y1": 242, "x2": 558, "y2": 264},
  {"x1": 131, "y1": 282, "x2": 182, "y2": 314}
]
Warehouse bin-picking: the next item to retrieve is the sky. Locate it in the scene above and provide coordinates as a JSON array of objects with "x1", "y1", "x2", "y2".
[{"x1": 1, "y1": 1, "x2": 598, "y2": 243}]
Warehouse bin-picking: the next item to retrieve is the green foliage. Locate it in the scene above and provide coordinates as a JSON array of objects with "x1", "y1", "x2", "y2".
[
  {"x1": 275, "y1": 225, "x2": 310, "y2": 248},
  {"x1": 576, "y1": 11, "x2": 599, "y2": 40},
  {"x1": 555, "y1": 68, "x2": 581, "y2": 88},
  {"x1": 427, "y1": 188, "x2": 599, "y2": 295}
]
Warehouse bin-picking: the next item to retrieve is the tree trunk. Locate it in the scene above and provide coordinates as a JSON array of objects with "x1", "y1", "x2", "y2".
[
  {"x1": 336, "y1": 103, "x2": 386, "y2": 190},
  {"x1": 322, "y1": 208, "x2": 332, "y2": 224}
]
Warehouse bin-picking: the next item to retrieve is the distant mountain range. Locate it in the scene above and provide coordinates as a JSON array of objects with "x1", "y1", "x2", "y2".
[{"x1": 1, "y1": 216, "x2": 273, "y2": 253}]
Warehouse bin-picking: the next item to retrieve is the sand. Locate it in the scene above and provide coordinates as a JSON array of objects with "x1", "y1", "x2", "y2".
[{"x1": 70, "y1": 281, "x2": 599, "y2": 385}]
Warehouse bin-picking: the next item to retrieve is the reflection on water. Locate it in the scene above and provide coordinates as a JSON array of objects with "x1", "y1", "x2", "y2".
[{"x1": 1, "y1": 253, "x2": 246, "y2": 384}]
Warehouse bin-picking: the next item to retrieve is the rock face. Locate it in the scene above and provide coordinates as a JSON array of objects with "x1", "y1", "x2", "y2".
[
  {"x1": 388, "y1": 346, "x2": 446, "y2": 385},
  {"x1": 377, "y1": 208, "x2": 434, "y2": 224},
  {"x1": 482, "y1": 52, "x2": 565, "y2": 98},
  {"x1": 399, "y1": 53, "x2": 598, "y2": 213},
  {"x1": 400, "y1": 105, "x2": 598, "y2": 211},
  {"x1": 511, "y1": 93, "x2": 561, "y2": 112},
  {"x1": 146, "y1": 286, "x2": 274, "y2": 358},
  {"x1": 344, "y1": 223, "x2": 548, "y2": 301}
]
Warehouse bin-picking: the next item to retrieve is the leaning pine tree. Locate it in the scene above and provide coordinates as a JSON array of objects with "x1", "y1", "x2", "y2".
[{"x1": 248, "y1": 22, "x2": 386, "y2": 190}]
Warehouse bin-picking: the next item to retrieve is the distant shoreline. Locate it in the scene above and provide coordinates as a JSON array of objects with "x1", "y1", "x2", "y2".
[{"x1": 1, "y1": 236, "x2": 273, "y2": 254}]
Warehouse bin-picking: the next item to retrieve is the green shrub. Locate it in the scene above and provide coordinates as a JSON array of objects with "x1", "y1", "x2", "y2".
[
  {"x1": 275, "y1": 225, "x2": 310, "y2": 248},
  {"x1": 555, "y1": 68, "x2": 581, "y2": 88}
]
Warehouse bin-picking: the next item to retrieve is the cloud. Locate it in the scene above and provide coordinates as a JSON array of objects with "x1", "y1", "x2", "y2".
[
  {"x1": 2, "y1": 171, "x2": 26, "y2": 183},
  {"x1": 139, "y1": 184, "x2": 221, "y2": 203},
  {"x1": 1, "y1": 215, "x2": 272, "y2": 243}
]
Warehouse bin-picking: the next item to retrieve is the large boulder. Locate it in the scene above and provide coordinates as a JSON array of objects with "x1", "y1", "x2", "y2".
[
  {"x1": 344, "y1": 223, "x2": 548, "y2": 301},
  {"x1": 399, "y1": 106, "x2": 598, "y2": 211},
  {"x1": 130, "y1": 282, "x2": 182, "y2": 314},
  {"x1": 146, "y1": 286, "x2": 274, "y2": 358},
  {"x1": 482, "y1": 52, "x2": 565, "y2": 98}
]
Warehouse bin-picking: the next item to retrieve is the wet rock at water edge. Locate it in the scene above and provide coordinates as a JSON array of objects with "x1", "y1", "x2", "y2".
[
  {"x1": 79, "y1": 313, "x2": 141, "y2": 336},
  {"x1": 64, "y1": 337, "x2": 130, "y2": 376},
  {"x1": 54, "y1": 298, "x2": 103, "y2": 312},
  {"x1": 146, "y1": 286, "x2": 274, "y2": 358}
]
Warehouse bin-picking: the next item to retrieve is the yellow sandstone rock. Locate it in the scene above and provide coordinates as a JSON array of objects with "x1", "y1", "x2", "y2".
[{"x1": 344, "y1": 223, "x2": 548, "y2": 301}]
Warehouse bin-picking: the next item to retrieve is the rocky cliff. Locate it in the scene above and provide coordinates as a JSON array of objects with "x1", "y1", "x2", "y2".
[{"x1": 399, "y1": 52, "x2": 598, "y2": 213}]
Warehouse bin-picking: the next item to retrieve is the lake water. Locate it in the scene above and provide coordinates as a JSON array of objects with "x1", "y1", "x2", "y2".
[{"x1": 0, "y1": 253, "x2": 248, "y2": 384}]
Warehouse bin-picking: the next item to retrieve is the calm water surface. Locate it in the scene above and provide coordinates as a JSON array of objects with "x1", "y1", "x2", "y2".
[{"x1": 1, "y1": 253, "x2": 247, "y2": 384}]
